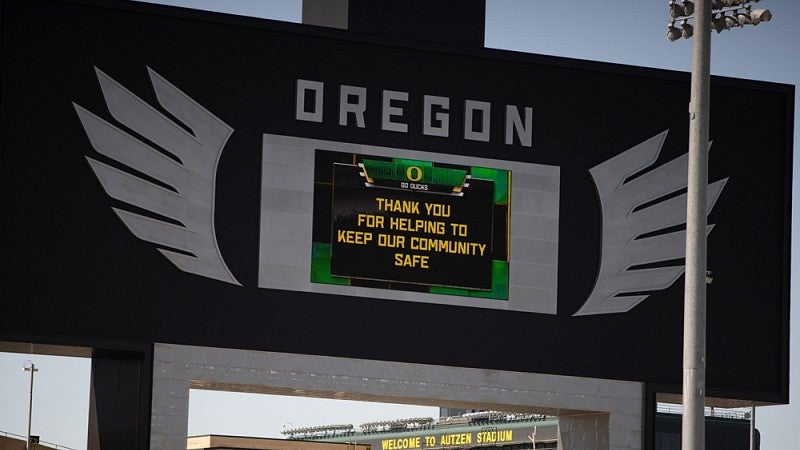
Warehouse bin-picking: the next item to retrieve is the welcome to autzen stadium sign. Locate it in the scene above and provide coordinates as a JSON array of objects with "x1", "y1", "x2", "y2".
[{"x1": 0, "y1": 0, "x2": 792, "y2": 403}]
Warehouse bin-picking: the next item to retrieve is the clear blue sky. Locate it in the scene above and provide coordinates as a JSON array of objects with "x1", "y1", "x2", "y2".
[{"x1": 1, "y1": 1, "x2": 798, "y2": 449}]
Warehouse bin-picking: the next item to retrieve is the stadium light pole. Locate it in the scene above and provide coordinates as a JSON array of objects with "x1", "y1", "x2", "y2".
[
  {"x1": 23, "y1": 361, "x2": 38, "y2": 450},
  {"x1": 683, "y1": 2, "x2": 710, "y2": 447},
  {"x1": 749, "y1": 406, "x2": 756, "y2": 450},
  {"x1": 666, "y1": 1, "x2": 771, "y2": 449}
]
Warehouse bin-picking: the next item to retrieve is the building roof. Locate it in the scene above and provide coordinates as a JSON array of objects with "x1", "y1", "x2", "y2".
[{"x1": 187, "y1": 435, "x2": 370, "y2": 450}]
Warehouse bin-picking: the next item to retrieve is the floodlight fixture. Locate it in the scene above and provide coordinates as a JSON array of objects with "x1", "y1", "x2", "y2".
[
  {"x1": 736, "y1": 12, "x2": 753, "y2": 25},
  {"x1": 667, "y1": 23, "x2": 684, "y2": 41},
  {"x1": 669, "y1": 0, "x2": 679, "y2": 18},
  {"x1": 670, "y1": 0, "x2": 695, "y2": 18},
  {"x1": 750, "y1": 8, "x2": 772, "y2": 24},
  {"x1": 711, "y1": 14, "x2": 727, "y2": 33},
  {"x1": 667, "y1": 0, "x2": 771, "y2": 39},
  {"x1": 682, "y1": 20, "x2": 695, "y2": 38},
  {"x1": 724, "y1": 14, "x2": 740, "y2": 28},
  {"x1": 682, "y1": 1, "x2": 695, "y2": 16}
]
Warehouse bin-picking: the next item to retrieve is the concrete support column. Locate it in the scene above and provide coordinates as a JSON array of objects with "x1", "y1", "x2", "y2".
[
  {"x1": 150, "y1": 345, "x2": 191, "y2": 450},
  {"x1": 558, "y1": 413, "x2": 609, "y2": 450},
  {"x1": 556, "y1": 411, "x2": 642, "y2": 450},
  {"x1": 302, "y1": 0, "x2": 486, "y2": 48},
  {"x1": 302, "y1": 0, "x2": 348, "y2": 29},
  {"x1": 608, "y1": 410, "x2": 644, "y2": 450}
]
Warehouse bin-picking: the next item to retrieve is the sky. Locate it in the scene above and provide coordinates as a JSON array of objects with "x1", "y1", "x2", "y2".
[{"x1": 1, "y1": 1, "x2": 798, "y2": 449}]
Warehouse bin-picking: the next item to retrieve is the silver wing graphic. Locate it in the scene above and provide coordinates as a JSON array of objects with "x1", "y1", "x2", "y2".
[
  {"x1": 574, "y1": 130, "x2": 726, "y2": 316},
  {"x1": 73, "y1": 67, "x2": 240, "y2": 285}
]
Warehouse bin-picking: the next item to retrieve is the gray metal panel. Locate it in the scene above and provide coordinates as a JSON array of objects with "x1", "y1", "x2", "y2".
[{"x1": 258, "y1": 134, "x2": 560, "y2": 314}]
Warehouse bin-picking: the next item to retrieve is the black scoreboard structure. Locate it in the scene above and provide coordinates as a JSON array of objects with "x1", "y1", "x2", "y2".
[{"x1": 0, "y1": 0, "x2": 792, "y2": 449}]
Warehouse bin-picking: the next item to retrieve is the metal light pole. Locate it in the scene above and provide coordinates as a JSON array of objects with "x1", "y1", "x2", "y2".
[
  {"x1": 682, "y1": 2, "x2": 711, "y2": 448},
  {"x1": 666, "y1": 2, "x2": 772, "y2": 449},
  {"x1": 23, "y1": 361, "x2": 38, "y2": 450}
]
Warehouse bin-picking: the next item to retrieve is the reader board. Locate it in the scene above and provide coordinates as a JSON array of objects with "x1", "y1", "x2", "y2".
[{"x1": 0, "y1": 0, "x2": 792, "y2": 403}]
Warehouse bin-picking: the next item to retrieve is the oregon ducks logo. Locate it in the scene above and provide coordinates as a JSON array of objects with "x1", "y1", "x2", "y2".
[{"x1": 406, "y1": 165, "x2": 423, "y2": 182}]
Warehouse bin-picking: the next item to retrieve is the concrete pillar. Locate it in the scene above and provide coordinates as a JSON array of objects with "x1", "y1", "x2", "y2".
[
  {"x1": 150, "y1": 346, "x2": 191, "y2": 450},
  {"x1": 302, "y1": 0, "x2": 348, "y2": 29},
  {"x1": 558, "y1": 413, "x2": 609, "y2": 450},
  {"x1": 301, "y1": 0, "x2": 486, "y2": 48}
]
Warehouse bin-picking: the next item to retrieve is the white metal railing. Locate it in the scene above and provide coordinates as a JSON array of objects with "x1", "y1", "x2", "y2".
[{"x1": 657, "y1": 403, "x2": 751, "y2": 420}]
